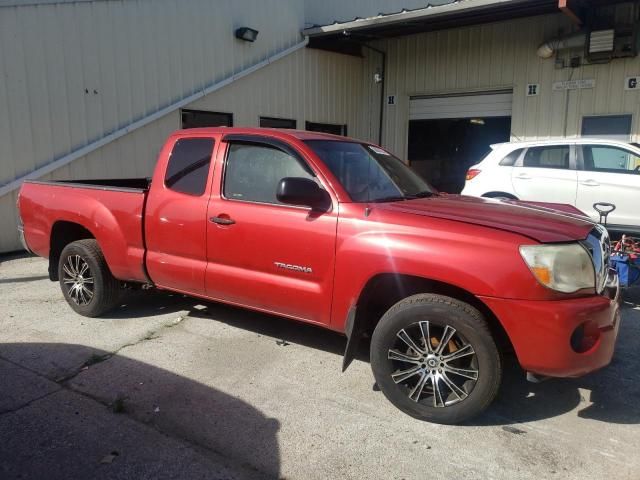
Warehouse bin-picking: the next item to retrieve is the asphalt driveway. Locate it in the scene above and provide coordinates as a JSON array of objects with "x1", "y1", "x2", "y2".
[{"x1": 1, "y1": 254, "x2": 639, "y2": 479}]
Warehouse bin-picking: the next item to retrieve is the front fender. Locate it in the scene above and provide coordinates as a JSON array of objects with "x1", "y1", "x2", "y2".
[{"x1": 330, "y1": 205, "x2": 542, "y2": 332}]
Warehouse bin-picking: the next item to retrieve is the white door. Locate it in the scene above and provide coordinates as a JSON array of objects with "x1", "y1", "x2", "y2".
[
  {"x1": 511, "y1": 144, "x2": 578, "y2": 205},
  {"x1": 576, "y1": 144, "x2": 640, "y2": 227}
]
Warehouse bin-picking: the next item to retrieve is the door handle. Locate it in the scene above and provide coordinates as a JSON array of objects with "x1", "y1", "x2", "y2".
[
  {"x1": 515, "y1": 173, "x2": 531, "y2": 180},
  {"x1": 580, "y1": 179, "x2": 600, "y2": 187},
  {"x1": 210, "y1": 216, "x2": 236, "y2": 225}
]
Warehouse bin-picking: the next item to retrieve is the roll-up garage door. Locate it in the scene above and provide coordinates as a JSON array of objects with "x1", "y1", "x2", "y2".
[{"x1": 409, "y1": 90, "x2": 513, "y2": 120}]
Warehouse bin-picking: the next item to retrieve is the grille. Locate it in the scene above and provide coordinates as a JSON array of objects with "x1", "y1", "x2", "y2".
[{"x1": 582, "y1": 225, "x2": 611, "y2": 293}]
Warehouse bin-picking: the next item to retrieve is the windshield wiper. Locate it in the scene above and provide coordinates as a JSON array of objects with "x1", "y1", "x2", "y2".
[
  {"x1": 369, "y1": 195, "x2": 409, "y2": 203},
  {"x1": 413, "y1": 190, "x2": 437, "y2": 198}
]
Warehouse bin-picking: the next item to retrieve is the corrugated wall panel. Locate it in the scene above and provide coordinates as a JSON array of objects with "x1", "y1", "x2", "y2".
[
  {"x1": 0, "y1": 0, "x2": 305, "y2": 188},
  {"x1": 0, "y1": 0, "x2": 314, "y2": 251},
  {"x1": 376, "y1": 6, "x2": 640, "y2": 159},
  {"x1": 0, "y1": 41, "x2": 366, "y2": 251}
]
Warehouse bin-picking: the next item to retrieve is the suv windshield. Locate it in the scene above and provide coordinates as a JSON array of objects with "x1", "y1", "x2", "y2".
[{"x1": 305, "y1": 140, "x2": 436, "y2": 202}]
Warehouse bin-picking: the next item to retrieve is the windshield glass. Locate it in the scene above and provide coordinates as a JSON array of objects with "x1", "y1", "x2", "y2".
[{"x1": 305, "y1": 140, "x2": 436, "y2": 202}]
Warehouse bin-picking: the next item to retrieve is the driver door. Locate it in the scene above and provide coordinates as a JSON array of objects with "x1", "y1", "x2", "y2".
[{"x1": 204, "y1": 137, "x2": 338, "y2": 325}]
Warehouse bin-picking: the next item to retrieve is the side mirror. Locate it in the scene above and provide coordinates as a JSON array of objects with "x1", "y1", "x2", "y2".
[{"x1": 276, "y1": 177, "x2": 331, "y2": 211}]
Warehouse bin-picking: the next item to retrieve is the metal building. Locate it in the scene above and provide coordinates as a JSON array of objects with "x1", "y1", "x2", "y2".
[{"x1": 1, "y1": 0, "x2": 639, "y2": 252}]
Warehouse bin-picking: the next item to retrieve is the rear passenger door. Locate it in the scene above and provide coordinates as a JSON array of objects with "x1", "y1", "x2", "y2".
[
  {"x1": 576, "y1": 144, "x2": 640, "y2": 227},
  {"x1": 511, "y1": 144, "x2": 578, "y2": 205},
  {"x1": 145, "y1": 136, "x2": 216, "y2": 295}
]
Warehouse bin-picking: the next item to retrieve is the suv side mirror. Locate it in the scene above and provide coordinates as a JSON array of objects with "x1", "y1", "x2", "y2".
[{"x1": 276, "y1": 177, "x2": 331, "y2": 211}]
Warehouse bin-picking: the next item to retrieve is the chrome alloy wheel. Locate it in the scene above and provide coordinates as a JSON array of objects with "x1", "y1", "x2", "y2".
[
  {"x1": 62, "y1": 254, "x2": 94, "y2": 305},
  {"x1": 387, "y1": 321, "x2": 479, "y2": 407}
]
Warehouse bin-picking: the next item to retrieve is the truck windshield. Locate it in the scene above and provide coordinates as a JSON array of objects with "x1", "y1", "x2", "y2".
[{"x1": 305, "y1": 140, "x2": 436, "y2": 202}]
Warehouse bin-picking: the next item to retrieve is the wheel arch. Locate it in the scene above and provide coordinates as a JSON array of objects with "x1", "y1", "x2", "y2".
[
  {"x1": 49, "y1": 221, "x2": 95, "y2": 281},
  {"x1": 342, "y1": 272, "x2": 514, "y2": 371}
]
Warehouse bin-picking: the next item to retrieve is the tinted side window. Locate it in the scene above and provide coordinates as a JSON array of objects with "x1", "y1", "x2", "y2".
[
  {"x1": 165, "y1": 138, "x2": 214, "y2": 195},
  {"x1": 499, "y1": 148, "x2": 523, "y2": 166},
  {"x1": 583, "y1": 146, "x2": 640, "y2": 174},
  {"x1": 224, "y1": 143, "x2": 314, "y2": 204},
  {"x1": 523, "y1": 146, "x2": 570, "y2": 169}
]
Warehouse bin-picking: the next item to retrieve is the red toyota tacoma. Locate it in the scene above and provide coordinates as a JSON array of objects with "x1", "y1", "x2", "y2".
[{"x1": 17, "y1": 128, "x2": 621, "y2": 424}]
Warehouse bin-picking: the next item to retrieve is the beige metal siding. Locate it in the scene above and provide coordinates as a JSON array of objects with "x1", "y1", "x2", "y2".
[
  {"x1": 0, "y1": 0, "x2": 309, "y2": 251},
  {"x1": 0, "y1": 0, "x2": 305, "y2": 188},
  {"x1": 377, "y1": 8, "x2": 640, "y2": 159},
  {"x1": 0, "y1": 36, "x2": 365, "y2": 251}
]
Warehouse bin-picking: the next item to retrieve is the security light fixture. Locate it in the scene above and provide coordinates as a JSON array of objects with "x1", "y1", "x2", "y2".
[
  {"x1": 469, "y1": 118, "x2": 485, "y2": 126},
  {"x1": 235, "y1": 27, "x2": 259, "y2": 42}
]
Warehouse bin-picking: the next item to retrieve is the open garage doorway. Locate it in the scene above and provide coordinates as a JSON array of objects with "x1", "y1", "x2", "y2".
[{"x1": 408, "y1": 91, "x2": 512, "y2": 193}]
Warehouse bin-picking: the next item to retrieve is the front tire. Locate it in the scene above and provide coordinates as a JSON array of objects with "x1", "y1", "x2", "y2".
[
  {"x1": 58, "y1": 239, "x2": 120, "y2": 317},
  {"x1": 370, "y1": 294, "x2": 501, "y2": 424}
]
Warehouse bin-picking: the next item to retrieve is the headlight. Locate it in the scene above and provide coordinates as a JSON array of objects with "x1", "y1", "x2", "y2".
[{"x1": 519, "y1": 244, "x2": 595, "y2": 293}]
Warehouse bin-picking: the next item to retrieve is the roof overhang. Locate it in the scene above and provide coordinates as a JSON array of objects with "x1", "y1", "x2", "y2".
[{"x1": 304, "y1": 0, "x2": 560, "y2": 42}]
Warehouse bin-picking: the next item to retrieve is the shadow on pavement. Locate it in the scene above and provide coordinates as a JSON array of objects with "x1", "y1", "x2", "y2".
[
  {"x1": 0, "y1": 342, "x2": 280, "y2": 480},
  {"x1": 0, "y1": 274, "x2": 49, "y2": 284},
  {"x1": 103, "y1": 288, "x2": 640, "y2": 427}
]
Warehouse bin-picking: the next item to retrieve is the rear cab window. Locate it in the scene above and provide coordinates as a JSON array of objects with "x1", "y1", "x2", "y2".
[{"x1": 165, "y1": 138, "x2": 215, "y2": 195}]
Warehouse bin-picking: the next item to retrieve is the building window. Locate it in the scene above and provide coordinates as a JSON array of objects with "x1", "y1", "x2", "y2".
[
  {"x1": 582, "y1": 115, "x2": 632, "y2": 141},
  {"x1": 181, "y1": 109, "x2": 233, "y2": 129},
  {"x1": 224, "y1": 143, "x2": 314, "y2": 205},
  {"x1": 260, "y1": 116, "x2": 297, "y2": 129},
  {"x1": 305, "y1": 121, "x2": 347, "y2": 136},
  {"x1": 165, "y1": 138, "x2": 214, "y2": 196}
]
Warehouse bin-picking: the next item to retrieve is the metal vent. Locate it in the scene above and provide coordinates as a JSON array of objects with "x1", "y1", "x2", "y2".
[{"x1": 589, "y1": 29, "x2": 615, "y2": 53}]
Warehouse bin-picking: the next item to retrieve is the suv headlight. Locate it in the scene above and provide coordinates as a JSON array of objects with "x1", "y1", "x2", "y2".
[{"x1": 519, "y1": 244, "x2": 595, "y2": 293}]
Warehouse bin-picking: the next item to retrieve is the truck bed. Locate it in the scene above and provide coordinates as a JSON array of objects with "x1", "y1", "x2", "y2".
[
  {"x1": 19, "y1": 179, "x2": 150, "y2": 283},
  {"x1": 30, "y1": 178, "x2": 151, "y2": 191}
]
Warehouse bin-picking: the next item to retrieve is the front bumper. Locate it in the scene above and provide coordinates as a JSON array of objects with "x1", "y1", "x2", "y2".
[{"x1": 480, "y1": 270, "x2": 621, "y2": 378}]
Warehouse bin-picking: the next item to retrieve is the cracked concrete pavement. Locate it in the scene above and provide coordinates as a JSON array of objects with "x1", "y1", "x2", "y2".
[{"x1": 1, "y1": 254, "x2": 640, "y2": 479}]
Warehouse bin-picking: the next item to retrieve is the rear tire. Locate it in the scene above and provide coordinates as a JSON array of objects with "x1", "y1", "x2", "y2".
[
  {"x1": 370, "y1": 294, "x2": 502, "y2": 424},
  {"x1": 58, "y1": 239, "x2": 121, "y2": 317}
]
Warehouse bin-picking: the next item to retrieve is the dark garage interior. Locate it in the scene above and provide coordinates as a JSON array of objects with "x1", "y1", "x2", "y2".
[{"x1": 408, "y1": 116, "x2": 512, "y2": 193}]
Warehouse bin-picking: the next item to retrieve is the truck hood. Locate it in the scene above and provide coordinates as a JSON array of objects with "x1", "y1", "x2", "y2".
[{"x1": 377, "y1": 195, "x2": 595, "y2": 243}]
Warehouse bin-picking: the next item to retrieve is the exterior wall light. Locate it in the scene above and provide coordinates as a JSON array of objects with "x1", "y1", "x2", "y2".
[{"x1": 235, "y1": 27, "x2": 259, "y2": 42}]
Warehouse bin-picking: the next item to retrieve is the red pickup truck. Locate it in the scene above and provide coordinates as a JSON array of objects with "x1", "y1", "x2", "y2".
[{"x1": 18, "y1": 128, "x2": 620, "y2": 424}]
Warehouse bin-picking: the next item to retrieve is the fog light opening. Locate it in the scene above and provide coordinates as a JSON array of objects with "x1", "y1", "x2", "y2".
[{"x1": 570, "y1": 321, "x2": 601, "y2": 353}]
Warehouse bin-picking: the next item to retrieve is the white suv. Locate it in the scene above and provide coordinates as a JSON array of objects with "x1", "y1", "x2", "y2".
[{"x1": 461, "y1": 139, "x2": 640, "y2": 234}]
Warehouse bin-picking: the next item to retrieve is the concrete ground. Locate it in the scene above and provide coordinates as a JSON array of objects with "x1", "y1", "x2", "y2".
[{"x1": 1, "y1": 254, "x2": 639, "y2": 480}]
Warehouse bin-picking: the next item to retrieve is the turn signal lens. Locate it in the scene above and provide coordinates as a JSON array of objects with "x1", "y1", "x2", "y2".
[
  {"x1": 531, "y1": 266, "x2": 552, "y2": 285},
  {"x1": 466, "y1": 169, "x2": 481, "y2": 181}
]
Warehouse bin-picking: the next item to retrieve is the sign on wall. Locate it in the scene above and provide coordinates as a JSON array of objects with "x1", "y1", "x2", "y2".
[
  {"x1": 387, "y1": 95, "x2": 396, "y2": 105},
  {"x1": 552, "y1": 79, "x2": 596, "y2": 91},
  {"x1": 526, "y1": 84, "x2": 540, "y2": 96},
  {"x1": 625, "y1": 77, "x2": 640, "y2": 90}
]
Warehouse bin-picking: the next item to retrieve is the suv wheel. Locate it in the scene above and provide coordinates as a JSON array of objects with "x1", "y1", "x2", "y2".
[
  {"x1": 58, "y1": 239, "x2": 121, "y2": 317},
  {"x1": 370, "y1": 294, "x2": 502, "y2": 424}
]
